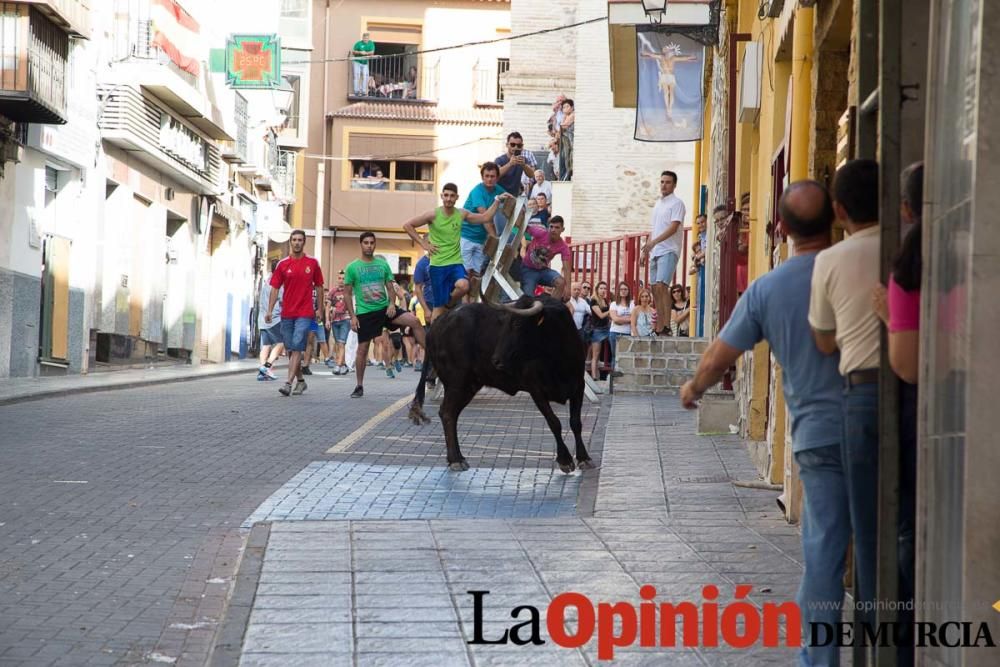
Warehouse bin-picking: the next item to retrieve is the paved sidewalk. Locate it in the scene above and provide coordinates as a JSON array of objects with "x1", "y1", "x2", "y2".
[
  {"x1": 223, "y1": 396, "x2": 805, "y2": 666},
  {"x1": 0, "y1": 359, "x2": 267, "y2": 405}
]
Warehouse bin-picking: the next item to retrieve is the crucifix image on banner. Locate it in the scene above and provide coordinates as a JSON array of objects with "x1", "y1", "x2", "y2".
[{"x1": 635, "y1": 31, "x2": 706, "y2": 142}]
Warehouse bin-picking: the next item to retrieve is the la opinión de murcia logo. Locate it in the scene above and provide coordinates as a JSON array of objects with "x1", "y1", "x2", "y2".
[{"x1": 467, "y1": 587, "x2": 997, "y2": 661}]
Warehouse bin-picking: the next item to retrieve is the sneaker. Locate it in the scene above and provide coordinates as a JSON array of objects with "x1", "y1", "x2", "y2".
[
  {"x1": 258, "y1": 365, "x2": 269, "y2": 375},
  {"x1": 278, "y1": 382, "x2": 292, "y2": 397},
  {"x1": 292, "y1": 380, "x2": 307, "y2": 395},
  {"x1": 324, "y1": 358, "x2": 335, "y2": 368},
  {"x1": 377, "y1": 361, "x2": 385, "y2": 369},
  {"x1": 414, "y1": 361, "x2": 422, "y2": 372},
  {"x1": 367, "y1": 360, "x2": 374, "y2": 367},
  {"x1": 257, "y1": 371, "x2": 269, "y2": 382},
  {"x1": 394, "y1": 360, "x2": 403, "y2": 373},
  {"x1": 264, "y1": 368, "x2": 277, "y2": 380},
  {"x1": 385, "y1": 366, "x2": 395, "y2": 379},
  {"x1": 331, "y1": 366, "x2": 342, "y2": 375},
  {"x1": 350, "y1": 385, "x2": 364, "y2": 398},
  {"x1": 403, "y1": 361, "x2": 413, "y2": 368},
  {"x1": 301, "y1": 366, "x2": 313, "y2": 376},
  {"x1": 339, "y1": 365, "x2": 349, "y2": 375}
]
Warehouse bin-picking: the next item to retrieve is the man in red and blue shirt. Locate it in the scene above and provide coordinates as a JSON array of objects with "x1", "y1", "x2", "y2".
[
  {"x1": 266, "y1": 229, "x2": 325, "y2": 396},
  {"x1": 520, "y1": 216, "x2": 572, "y2": 299}
]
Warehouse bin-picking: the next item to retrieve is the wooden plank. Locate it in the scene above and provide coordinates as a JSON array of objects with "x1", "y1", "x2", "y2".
[{"x1": 50, "y1": 236, "x2": 71, "y2": 361}]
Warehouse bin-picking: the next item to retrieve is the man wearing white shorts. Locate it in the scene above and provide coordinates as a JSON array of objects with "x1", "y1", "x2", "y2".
[{"x1": 641, "y1": 170, "x2": 686, "y2": 335}]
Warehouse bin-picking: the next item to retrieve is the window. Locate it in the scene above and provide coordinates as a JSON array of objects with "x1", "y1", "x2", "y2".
[
  {"x1": 349, "y1": 159, "x2": 434, "y2": 193},
  {"x1": 496, "y1": 58, "x2": 510, "y2": 103},
  {"x1": 283, "y1": 73, "x2": 301, "y2": 130},
  {"x1": 394, "y1": 161, "x2": 434, "y2": 192}
]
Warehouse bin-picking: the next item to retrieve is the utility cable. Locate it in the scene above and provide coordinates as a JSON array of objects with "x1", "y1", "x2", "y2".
[{"x1": 282, "y1": 15, "x2": 609, "y2": 65}]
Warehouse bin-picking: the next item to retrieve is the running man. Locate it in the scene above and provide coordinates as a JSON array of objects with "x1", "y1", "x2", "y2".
[
  {"x1": 403, "y1": 182, "x2": 513, "y2": 320},
  {"x1": 265, "y1": 229, "x2": 325, "y2": 396},
  {"x1": 343, "y1": 232, "x2": 427, "y2": 398}
]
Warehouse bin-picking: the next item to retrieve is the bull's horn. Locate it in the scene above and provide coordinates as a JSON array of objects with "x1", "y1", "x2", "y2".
[{"x1": 500, "y1": 300, "x2": 544, "y2": 317}]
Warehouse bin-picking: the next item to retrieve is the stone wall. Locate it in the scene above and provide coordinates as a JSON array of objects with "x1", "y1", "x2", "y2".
[
  {"x1": 706, "y1": 17, "x2": 731, "y2": 338},
  {"x1": 613, "y1": 337, "x2": 708, "y2": 395}
]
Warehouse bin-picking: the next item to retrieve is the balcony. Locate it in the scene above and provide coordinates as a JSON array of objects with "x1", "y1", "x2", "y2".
[
  {"x1": 347, "y1": 52, "x2": 438, "y2": 103},
  {"x1": 220, "y1": 94, "x2": 249, "y2": 164},
  {"x1": 273, "y1": 149, "x2": 296, "y2": 202},
  {"x1": 21, "y1": 0, "x2": 90, "y2": 38},
  {"x1": 474, "y1": 57, "x2": 509, "y2": 107},
  {"x1": 99, "y1": 84, "x2": 221, "y2": 193},
  {"x1": 0, "y1": 4, "x2": 69, "y2": 124},
  {"x1": 105, "y1": 11, "x2": 234, "y2": 141}
]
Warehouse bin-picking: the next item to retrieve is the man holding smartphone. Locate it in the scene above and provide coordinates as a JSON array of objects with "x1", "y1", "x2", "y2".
[{"x1": 495, "y1": 131, "x2": 536, "y2": 196}]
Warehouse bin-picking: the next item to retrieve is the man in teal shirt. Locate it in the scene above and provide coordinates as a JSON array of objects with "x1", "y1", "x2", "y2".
[
  {"x1": 460, "y1": 162, "x2": 506, "y2": 301},
  {"x1": 351, "y1": 32, "x2": 375, "y2": 96}
]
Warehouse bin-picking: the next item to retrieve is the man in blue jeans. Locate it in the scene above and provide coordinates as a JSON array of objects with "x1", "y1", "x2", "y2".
[
  {"x1": 520, "y1": 216, "x2": 571, "y2": 298},
  {"x1": 681, "y1": 180, "x2": 849, "y2": 666},
  {"x1": 809, "y1": 159, "x2": 882, "y2": 633}
]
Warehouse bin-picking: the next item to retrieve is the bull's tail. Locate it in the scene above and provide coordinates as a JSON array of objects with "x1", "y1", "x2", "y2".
[{"x1": 408, "y1": 334, "x2": 432, "y2": 425}]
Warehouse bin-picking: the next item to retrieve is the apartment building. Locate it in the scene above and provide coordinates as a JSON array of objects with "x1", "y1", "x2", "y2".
[
  {"x1": 303, "y1": 0, "x2": 510, "y2": 277},
  {"x1": 0, "y1": 0, "x2": 297, "y2": 377}
]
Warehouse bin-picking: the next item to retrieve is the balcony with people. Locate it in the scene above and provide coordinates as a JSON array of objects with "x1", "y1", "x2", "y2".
[{"x1": 346, "y1": 34, "x2": 437, "y2": 103}]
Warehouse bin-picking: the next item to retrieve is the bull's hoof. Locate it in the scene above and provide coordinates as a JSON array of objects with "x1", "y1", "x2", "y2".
[
  {"x1": 407, "y1": 404, "x2": 431, "y2": 425},
  {"x1": 557, "y1": 460, "x2": 576, "y2": 474},
  {"x1": 448, "y1": 460, "x2": 470, "y2": 472},
  {"x1": 577, "y1": 459, "x2": 597, "y2": 471}
]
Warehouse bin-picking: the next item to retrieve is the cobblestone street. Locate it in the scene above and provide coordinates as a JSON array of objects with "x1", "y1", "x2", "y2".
[{"x1": 0, "y1": 368, "x2": 806, "y2": 666}]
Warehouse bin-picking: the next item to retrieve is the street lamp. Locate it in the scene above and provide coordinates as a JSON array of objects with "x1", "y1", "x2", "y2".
[
  {"x1": 641, "y1": 0, "x2": 667, "y2": 24},
  {"x1": 270, "y1": 77, "x2": 296, "y2": 116}
]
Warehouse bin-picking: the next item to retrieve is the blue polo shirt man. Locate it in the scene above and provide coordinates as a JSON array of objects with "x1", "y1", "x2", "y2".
[
  {"x1": 680, "y1": 181, "x2": 849, "y2": 667},
  {"x1": 460, "y1": 162, "x2": 506, "y2": 278}
]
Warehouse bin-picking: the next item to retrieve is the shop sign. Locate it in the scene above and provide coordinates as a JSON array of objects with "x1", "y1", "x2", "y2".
[{"x1": 159, "y1": 113, "x2": 208, "y2": 173}]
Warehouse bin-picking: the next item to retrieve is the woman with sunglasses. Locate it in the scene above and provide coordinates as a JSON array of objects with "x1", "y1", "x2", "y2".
[{"x1": 609, "y1": 282, "x2": 634, "y2": 372}]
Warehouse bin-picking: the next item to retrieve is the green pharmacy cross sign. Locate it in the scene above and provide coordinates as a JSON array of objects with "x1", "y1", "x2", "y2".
[{"x1": 211, "y1": 34, "x2": 282, "y2": 89}]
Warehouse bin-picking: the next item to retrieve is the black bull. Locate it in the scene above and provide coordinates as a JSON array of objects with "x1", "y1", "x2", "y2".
[{"x1": 408, "y1": 295, "x2": 596, "y2": 473}]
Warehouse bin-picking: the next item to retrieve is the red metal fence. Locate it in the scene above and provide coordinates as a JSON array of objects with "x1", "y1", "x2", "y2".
[{"x1": 568, "y1": 228, "x2": 691, "y2": 293}]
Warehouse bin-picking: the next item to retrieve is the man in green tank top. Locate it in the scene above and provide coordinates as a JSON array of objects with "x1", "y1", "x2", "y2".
[{"x1": 403, "y1": 182, "x2": 512, "y2": 321}]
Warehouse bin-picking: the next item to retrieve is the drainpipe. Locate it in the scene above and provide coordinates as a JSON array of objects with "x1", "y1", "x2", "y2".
[
  {"x1": 314, "y1": 0, "x2": 331, "y2": 273},
  {"x1": 789, "y1": 5, "x2": 814, "y2": 181}
]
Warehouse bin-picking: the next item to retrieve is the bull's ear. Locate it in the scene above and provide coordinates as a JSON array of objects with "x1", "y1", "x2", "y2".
[{"x1": 536, "y1": 316, "x2": 545, "y2": 326}]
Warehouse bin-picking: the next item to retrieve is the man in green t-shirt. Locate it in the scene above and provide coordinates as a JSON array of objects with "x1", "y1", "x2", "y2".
[
  {"x1": 403, "y1": 182, "x2": 512, "y2": 321},
  {"x1": 351, "y1": 32, "x2": 375, "y2": 96},
  {"x1": 343, "y1": 231, "x2": 425, "y2": 398}
]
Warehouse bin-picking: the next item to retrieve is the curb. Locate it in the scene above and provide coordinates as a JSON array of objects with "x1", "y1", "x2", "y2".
[{"x1": 0, "y1": 365, "x2": 262, "y2": 407}]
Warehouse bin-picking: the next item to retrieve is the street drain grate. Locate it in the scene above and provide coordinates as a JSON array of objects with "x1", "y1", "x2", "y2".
[{"x1": 672, "y1": 474, "x2": 733, "y2": 483}]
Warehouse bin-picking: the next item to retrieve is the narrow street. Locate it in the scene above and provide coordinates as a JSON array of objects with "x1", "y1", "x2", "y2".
[{"x1": 0, "y1": 371, "x2": 804, "y2": 665}]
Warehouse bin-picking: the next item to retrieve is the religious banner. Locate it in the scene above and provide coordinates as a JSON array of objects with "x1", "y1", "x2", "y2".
[{"x1": 634, "y1": 32, "x2": 706, "y2": 142}]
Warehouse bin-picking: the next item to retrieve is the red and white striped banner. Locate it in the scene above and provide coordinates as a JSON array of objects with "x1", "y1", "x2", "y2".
[{"x1": 151, "y1": 0, "x2": 202, "y2": 76}]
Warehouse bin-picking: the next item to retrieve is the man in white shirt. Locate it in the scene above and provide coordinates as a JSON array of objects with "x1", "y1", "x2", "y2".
[
  {"x1": 641, "y1": 170, "x2": 686, "y2": 334},
  {"x1": 808, "y1": 158, "x2": 883, "y2": 631}
]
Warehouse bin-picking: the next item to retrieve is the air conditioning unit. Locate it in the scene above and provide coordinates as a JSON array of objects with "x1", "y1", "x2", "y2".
[
  {"x1": 760, "y1": 0, "x2": 786, "y2": 19},
  {"x1": 738, "y1": 42, "x2": 762, "y2": 123}
]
